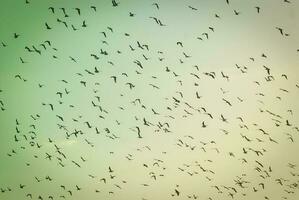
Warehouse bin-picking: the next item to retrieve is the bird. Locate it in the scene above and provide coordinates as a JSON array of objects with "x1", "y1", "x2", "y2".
[
  {"x1": 135, "y1": 126, "x2": 142, "y2": 138},
  {"x1": 1, "y1": 42, "x2": 7, "y2": 47},
  {"x1": 76, "y1": 185, "x2": 81, "y2": 191},
  {"x1": 19, "y1": 57, "x2": 26, "y2": 64},
  {"x1": 174, "y1": 189, "x2": 180, "y2": 196},
  {"x1": 74, "y1": 8, "x2": 81, "y2": 15},
  {"x1": 91, "y1": 6, "x2": 97, "y2": 12},
  {"x1": 107, "y1": 26, "x2": 113, "y2": 33},
  {"x1": 112, "y1": 0, "x2": 119, "y2": 7},
  {"x1": 276, "y1": 27, "x2": 284, "y2": 35},
  {"x1": 222, "y1": 98, "x2": 232, "y2": 106},
  {"x1": 45, "y1": 23, "x2": 52, "y2": 30},
  {"x1": 152, "y1": 3, "x2": 159, "y2": 9},
  {"x1": 82, "y1": 20, "x2": 87, "y2": 27},
  {"x1": 188, "y1": 5, "x2": 198, "y2": 10},
  {"x1": 202, "y1": 33, "x2": 209, "y2": 39},
  {"x1": 209, "y1": 27, "x2": 215, "y2": 32},
  {"x1": 234, "y1": 10, "x2": 240, "y2": 15},
  {"x1": 220, "y1": 114, "x2": 228, "y2": 122},
  {"x1": 14, "y1": 33, "x2": 20, "y2": 39},
  {"x1": 255, "y1": 6, "x2": 260, "y2": 13}
]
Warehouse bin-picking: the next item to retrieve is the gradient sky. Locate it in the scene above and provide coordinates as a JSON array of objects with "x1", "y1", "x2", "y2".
[{"x1": 0, "y1": 0, "x2": 299, "y2": 200}]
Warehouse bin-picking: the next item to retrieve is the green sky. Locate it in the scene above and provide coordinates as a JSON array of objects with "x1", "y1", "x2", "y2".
[{"x1": 0, "y1": 0, "x2": 299, "y2": 200}]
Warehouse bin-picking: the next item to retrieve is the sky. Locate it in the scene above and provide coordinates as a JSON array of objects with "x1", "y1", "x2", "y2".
[{"x1": 0, "y1": 0, "x2": 299, "y2": 200}]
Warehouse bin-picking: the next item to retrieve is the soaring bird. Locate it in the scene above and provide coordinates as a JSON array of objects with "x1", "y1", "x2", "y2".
[
  {"x1": 255, "y1": 6, "x2": 260, "y2": 13},
  {"x1": 152, "y1": 3, "x2": 159, "y2": 9},
  {"x1": 45, "y1": 23, "x2": 52, "y2": 30},
  {"x1": 112, "y1": 0, "x2": 119, "y2": 7}
]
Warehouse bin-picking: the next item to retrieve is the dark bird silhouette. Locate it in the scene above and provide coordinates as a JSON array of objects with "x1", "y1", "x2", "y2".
[
  {"x1": 126, "y1": 82, "x2": 135, "y2": 89},
  {"x1": 255, "y1": 6, "x2": 260, "y2": 13},
  {"x1": 76, "y1": 185, "x2": 81, "y2": 190},
  {"x1": 112, "y1": 0, "x2": 119, "y2": 7},
  {"x1": 45, "y1": 23, "x2": 52, "y2": 30},
  {"x1": 107, "y1": 26, "x2": 113, "y2": 33},
  {"x1": 281, "y1": 74, "x2": 288, "y2": 79},
  {"x1": 152, "y1": 3, "x2": 159, "y2": 9},
  {"x1": 82, "y1": 20, "x2": 87, "y2": 27},
  {"x1": 14, "y1": 33, "x2": 20, "y2": 39},
  {"x1": 135, "y1": 126, "x2": 142, "y2": 138},
  {"x1": 56, "y1": 115, "x2": 64, "y2": 121},
  {"x1": 90, "y1": 54, "x2": 99, "y2": 60},
  {"x1": 48, "y1": 7, "x2": 55, "y2": 13},
  {"x1": 176, "y1": 41, "x2": 183, "y2": 47},
  {"x1": 202, "y1": 121, "x2": 207, "y2": 128},
  {"x1": 222, "y1": 98, "x2": 232, "y2": 106},
  {"x1": 71, "y1": 25, "x2": 78, "y2": 31},
  {"x1": 276, "y1": 27, "x2": 284, "y2": 35},
  {"x1": 263, "y1": 65, "x2": 271, "y2": 75},
  {"x1": 85, "y1": 121, "x2": 92, "y2": 128},
  {"x1": 74, "y1": 8, "x2": 81, "y2": 15},
  {"x1": 20, "y1": 57, "x2": 26, "y2": 64},
  {"x1": 202, "y1": 33, "x2": 209, "y2": 39},
  {"x1": 90, "y1": 5, "x2": 97, "y2": 12},
  {"x1": 188, "y1": 5, "x2": 197, "y2": 10},
  {"x1": 110, "y1": 76, "x2": 117, "y2": 83},
  {"x1": 234, "y1": 10, "x2": 240, "y2": 15},
  {"x1": 174, "y1": 189, "x2": 180, "y2": 196},
  {"x1": 59, "y1": 7, "x2": 68, "y2": 17},
  {"x1": 220, "y1": 114, "x2": 228, "y2": 122},
  {"x1": 1, "y1": 42, "x2": 7, "y2": 47},
  {"x1": 72, "y1": 160, "x2": 81, "y2": 168}
]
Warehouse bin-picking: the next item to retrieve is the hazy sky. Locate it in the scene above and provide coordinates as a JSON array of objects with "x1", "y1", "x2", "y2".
[{"x1": 0, "y1": 0, "x2": 299, "y2": 200}]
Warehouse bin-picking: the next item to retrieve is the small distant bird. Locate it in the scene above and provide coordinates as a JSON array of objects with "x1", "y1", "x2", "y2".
[
  {"x1": 234, "y1": 10, "x2": 240, "y2": 15},
  {"x1": 20, "y1": 57, "x2": 26, "y2": 64},
  {"x1": 202, "y1": 33, "x2": 209, "y2": 39},
  {"x1": 45, "y1": 23, "x2": 52, "y2": 30},
  {"x1": 255, "y1": 6, "x2": 260, "y2": 13},
  {"x1": 188, "y1": 5, "x2": 198, "y2": 10},
  {"x1": 152, "y1": 3, "x2": 159, "y2": 9},
  {"x1": 107, "y1": 26, "x2": 113, "y2": 32},
  {"x1": 91, "y1": 6, "x2": 97, "y2": 12},
  {"x1": 275, "y1": 27, "x2": 284, "y2": 35},
  {"x1": 175, "y1": 189, "x2": 180, "y2": 196},
  {"x1": 209, "y1": 27, "x2": 214, "y2": 32},
  {"x1": 82, "y1": 20, "x2": 87, "y2": 27},
  {"x1": 48, "y1": 7, "x2": 55, "y2": 13},
  {"x1": 14, "y1": 33, "x2": 20, "y2": 39},
  {"x1": 112, "y1": 0, "x2": 119, "y2": 7},
  {"x1": 74, "y1": 8, "x2": 81, "y2": 15}
]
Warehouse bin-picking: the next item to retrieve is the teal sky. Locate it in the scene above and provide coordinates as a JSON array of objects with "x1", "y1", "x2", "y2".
[{"x1": 0, "y1": 0, "x2": 299, "y2": 199}]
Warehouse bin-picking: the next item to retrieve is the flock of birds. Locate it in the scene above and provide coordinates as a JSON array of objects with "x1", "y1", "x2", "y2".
[{"x1": 0, "y1": 0, "x2": 299, "y2": 200}]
